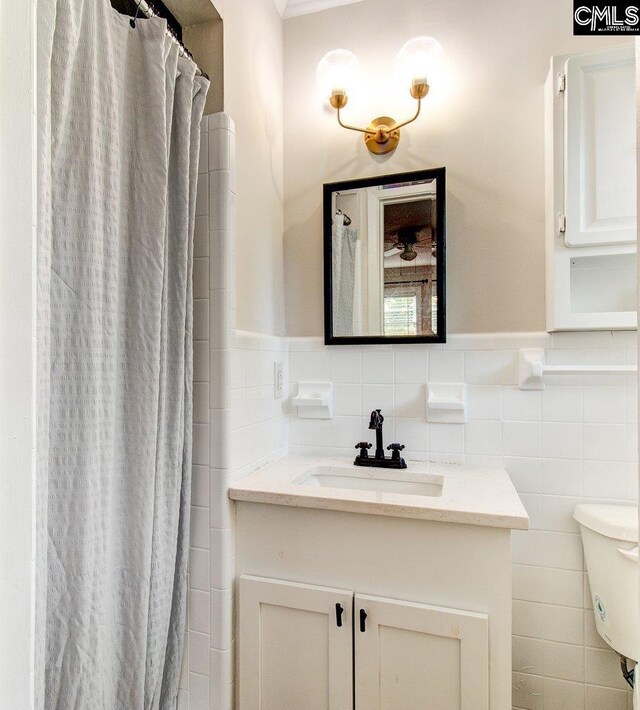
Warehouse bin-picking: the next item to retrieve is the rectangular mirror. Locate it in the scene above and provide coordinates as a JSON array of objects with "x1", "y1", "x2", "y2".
[{"x1": 323, "y1": 168, "x2": 446, "y2": 345}]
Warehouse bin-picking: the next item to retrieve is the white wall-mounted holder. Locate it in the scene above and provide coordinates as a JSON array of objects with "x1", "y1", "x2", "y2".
[
  {"x1": 426, "y1": 383, "x2": 467, "y2": 424},
  {"x1": 292, "y1": 382, "x2": 333, "y2": 419},
  {"x1": 518, "y1": 348, "x2": 636, "y2": 390},
  {"x1": 519, "y1": 349, "x2": 546, "y2": 390}
]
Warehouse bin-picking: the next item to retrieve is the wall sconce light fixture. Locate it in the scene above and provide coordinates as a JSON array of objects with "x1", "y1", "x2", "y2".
[{"x1": 317, "y1": 36, "x2": 443, "y2": 155}]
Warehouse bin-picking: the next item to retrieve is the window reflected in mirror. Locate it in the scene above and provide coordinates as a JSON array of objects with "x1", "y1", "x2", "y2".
[{"x1": 324, "y1": 169, "x2": 445, "y2": 345}]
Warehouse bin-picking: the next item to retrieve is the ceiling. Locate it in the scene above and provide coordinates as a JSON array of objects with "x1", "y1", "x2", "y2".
[
  {"x1": 277, "y1": 0, "x2": 366, "y2": 19},
  {"x1": 164, "y1": 0, "x2": 363, "y2": 24},
  {"x1": 164, "y1": 0, "x2": 221, "y2": 25}
]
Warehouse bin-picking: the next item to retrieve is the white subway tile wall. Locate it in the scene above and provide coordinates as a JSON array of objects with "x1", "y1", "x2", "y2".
[
  {"x1": 182, "y1": 114, "x2": 237, "y2": 710},
  {"x1": 229, "y1": 331, "x2": 290, "y2": 484},
  {"x1": 189, "y1": 113, "x2": 289, "y2": 710},
  {"x1": 287, "y1": 333, "x2": 637, "y2": 710},
  {"x1": 189, "y1": 117, "x2": 637, "y2": 710}
]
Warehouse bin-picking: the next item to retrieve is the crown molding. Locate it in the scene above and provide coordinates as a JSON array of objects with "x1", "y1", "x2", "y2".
[
  {"x1": 272, "y1": 0, "x2": 288, "y2": 17},
  {"x1": 275, "y1": 0, "x2": 366, "y2": 20}
]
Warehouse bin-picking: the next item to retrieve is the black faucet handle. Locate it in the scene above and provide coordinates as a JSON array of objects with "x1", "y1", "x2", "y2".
[
  {"x1": 355, "y1": 442, "x2": 372, "y2": 458},
  {"x1": 387, "y1": 443, "x2": 405, "y2": 462},
  {"x1": 368, "y1": 409, "x2": 384, "y2": 429}
]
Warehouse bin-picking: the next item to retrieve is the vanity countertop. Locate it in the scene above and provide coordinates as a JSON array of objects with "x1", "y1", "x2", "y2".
[{"x1": 229, "y1": 455, "x2": 530, "y2": 530}]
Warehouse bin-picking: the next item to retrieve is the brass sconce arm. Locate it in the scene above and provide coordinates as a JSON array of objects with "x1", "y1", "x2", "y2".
[
  {"x1": 331, "y1": 82, "x2": 428, "y2": 155},
  {"x1": 336, "y1": 107, "x2": 376, "y2": 135},
  {"x1": 336, "y1": 99, "x2": 422, "y2": 136},
  {"x1": 389, "y1": 98, "x2": 422, "y2": 132}
]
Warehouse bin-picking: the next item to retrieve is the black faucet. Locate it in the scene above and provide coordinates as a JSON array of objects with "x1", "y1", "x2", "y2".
[
  {"x1": 369, "y1": 408, "x2": 385, "y2": 459},
  {"x1": 354, "y1": 409, "x2": 407, "y2": 469}
]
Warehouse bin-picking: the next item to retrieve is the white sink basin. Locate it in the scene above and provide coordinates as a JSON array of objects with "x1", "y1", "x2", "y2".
[
  {"x1": 296, "y1": 465, "x2": 444, "y2": 497},
  {"x1": 230, "y1": 455, "x2": 530, "y2": 529}
]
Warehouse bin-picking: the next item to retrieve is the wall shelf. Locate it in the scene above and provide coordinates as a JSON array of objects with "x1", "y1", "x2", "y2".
[
  {"x1": 543, "y1": 364, "x2": 636, "y2": 375},
  {"x1": 518, "y1": 349, "x2": 637, "y2": 390}
]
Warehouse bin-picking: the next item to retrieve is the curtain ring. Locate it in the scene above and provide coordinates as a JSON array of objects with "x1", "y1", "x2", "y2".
[{"x1": 130, "y1": 1, "x2": 142, "y2": 29}]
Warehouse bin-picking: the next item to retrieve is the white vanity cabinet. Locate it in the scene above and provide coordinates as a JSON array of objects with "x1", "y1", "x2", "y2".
[
  {"x1": 355, "y1": 593, "x2": 488, "y2": 710},
  {"x1": 231, "y1": 456, "x2": 528, "y2": 710},
  {"x1": 239, "y1": 576, "x2": 489, "y2": 710},
  {"x1": 239, "y1": 576, "x2": 353, "y2": 710}
]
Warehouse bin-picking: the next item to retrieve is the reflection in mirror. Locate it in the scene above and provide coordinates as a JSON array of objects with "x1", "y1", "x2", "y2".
[{"x1": 324, "y1": 169, "x2": 445, "y2": 344}]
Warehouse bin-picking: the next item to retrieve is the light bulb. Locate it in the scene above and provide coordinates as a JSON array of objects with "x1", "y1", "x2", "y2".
[
  {"x1": 395, "y1": 36, "x2": 444, "y2": 89},
  {"x1": 316, "y1": 49, "x2": 361, "y2": 103}
]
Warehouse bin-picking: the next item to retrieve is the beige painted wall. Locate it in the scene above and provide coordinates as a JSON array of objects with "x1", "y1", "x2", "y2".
[
  {"x1": 184, "y1": 18, "x2": 224, "y2": 115},
  {"x1": 283, "y1": 0, "x2": 631, "y2": 336},
  {"x1": 223, "y1": 0, "x2": 286, "y2": 335}
]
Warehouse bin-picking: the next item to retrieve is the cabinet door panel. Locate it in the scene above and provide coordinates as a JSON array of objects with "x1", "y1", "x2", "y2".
[
  {"x1": 565, "y1": 46, "x2": 636, "y2": 247},
  {"x1": 239, "y1": 575, "x2": 353, "y2": 710},
  {"x1": 355, "y1": 594, "x2": 488, "y2": 710}
]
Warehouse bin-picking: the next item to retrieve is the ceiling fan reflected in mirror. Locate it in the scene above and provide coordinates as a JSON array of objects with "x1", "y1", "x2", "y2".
[
  {"x1": 384, "y1": 225, "x2": 435, "y2": 262},
  {"x1": 399, "y1": 242, "x2": 417, "y2": 261}
]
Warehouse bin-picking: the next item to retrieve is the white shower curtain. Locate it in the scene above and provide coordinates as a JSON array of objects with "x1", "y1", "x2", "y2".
[
  {"x1": 332, "y1": 216, "x2": 361, "y2": 337},
  {"x1": 36, "y1": 1, "x2": 208, "y2": 708}
]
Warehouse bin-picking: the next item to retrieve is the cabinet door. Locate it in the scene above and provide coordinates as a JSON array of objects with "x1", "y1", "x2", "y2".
[
  {"x1": 239, "y1": 575, "x2": 353, "y2": 710},
  {"x1": 355, "y1": 594, "x2": 488, "y2": 710},
  {"x1": 565, "y1": 46, "x2": 636, "y2": 247}
]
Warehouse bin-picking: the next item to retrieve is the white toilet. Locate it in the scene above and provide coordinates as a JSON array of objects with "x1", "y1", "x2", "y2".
[{"x1": 574, "y1": 503, "x2": 638, "y2": 699}]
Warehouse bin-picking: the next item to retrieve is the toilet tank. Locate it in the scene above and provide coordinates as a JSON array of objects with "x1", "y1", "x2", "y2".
[{"x1": 574, "y1": 503, "x2": 638, "y2": 662}]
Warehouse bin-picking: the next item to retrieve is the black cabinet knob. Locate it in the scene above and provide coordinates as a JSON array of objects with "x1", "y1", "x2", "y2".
[
  {"x1": 335, "y1": 603, "x2": 344, "y2": 628},
  {"x1": 359, "y1": 608, "x2": 367, "y2": 633}
]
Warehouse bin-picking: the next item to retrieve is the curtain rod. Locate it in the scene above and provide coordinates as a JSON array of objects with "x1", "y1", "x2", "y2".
[
  {"x1": 133, "y1": 0, "x2": 208, "y2": 79},
  {"x1": 387, "y1": 278, "x2": 430, "y2": 285}
]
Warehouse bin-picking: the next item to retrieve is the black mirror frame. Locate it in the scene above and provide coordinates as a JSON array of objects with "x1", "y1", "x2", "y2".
[{"x1": 323, "y1": 168, "x2": 446, "y2": 346}]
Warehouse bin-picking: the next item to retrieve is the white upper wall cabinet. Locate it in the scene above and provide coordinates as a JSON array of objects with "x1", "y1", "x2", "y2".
[
  {"x1": 546, "y1": 45, "x2": 637, "y2": 331},
  {"x1": 565, "y1": 47, "x2": 636, "y2": 248}
]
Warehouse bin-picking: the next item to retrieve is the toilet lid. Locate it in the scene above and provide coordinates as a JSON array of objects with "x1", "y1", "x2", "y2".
[{"x1": 574, "y1": 503, "x2": 638, "y2": 542}]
